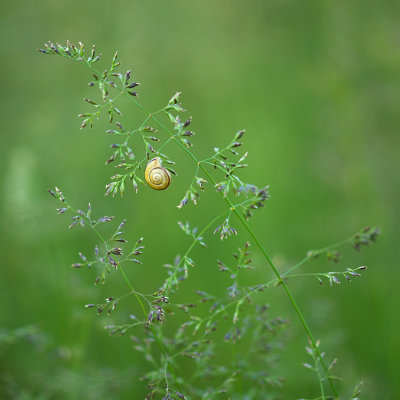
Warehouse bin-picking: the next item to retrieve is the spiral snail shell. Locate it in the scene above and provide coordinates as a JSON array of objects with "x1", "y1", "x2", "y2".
[{"x1": 145, "y1": 157, "x2": 171, "y2": 190}]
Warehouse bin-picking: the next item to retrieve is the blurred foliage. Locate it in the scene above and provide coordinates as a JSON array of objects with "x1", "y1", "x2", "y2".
[{"x1": 0, "y1": 0, "x2": 399, "y2": 398}]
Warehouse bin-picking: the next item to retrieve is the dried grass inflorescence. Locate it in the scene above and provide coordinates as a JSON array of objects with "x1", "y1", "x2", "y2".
[{"x1": 43, "y1": 41, "x2": 379, "y2": 399}]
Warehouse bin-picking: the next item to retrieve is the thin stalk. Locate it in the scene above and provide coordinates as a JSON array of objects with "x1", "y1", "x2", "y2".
[
  {"x1": 284, "y1": 236, "x2": 355, "y2": 276},
  {"x1": 201, "y1": 164, "x2": 339, "y2": 399}
]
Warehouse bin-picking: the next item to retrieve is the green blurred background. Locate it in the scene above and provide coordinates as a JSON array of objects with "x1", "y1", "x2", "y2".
[{"x1": 1, "y1": 0, "x2": 399, "y2": 398}]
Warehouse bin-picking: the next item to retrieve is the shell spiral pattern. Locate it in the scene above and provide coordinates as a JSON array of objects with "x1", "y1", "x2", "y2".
[{"x1": 145, "y1": 157, "x2": 171, "y2": 190}]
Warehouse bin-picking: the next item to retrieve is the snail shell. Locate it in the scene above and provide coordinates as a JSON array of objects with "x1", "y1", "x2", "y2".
[{"x1": 145, "y1": 157, "x2": 171, "y2": 190}]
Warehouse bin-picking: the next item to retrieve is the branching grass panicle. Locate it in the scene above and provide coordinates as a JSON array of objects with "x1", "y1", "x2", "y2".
[{"x1": 40, "y1": 41, "x2": 380, "y2": 400}]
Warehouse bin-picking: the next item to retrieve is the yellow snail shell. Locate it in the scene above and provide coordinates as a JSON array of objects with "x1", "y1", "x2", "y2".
[{"x1": 145, "y1": 157, "x2": 171, "y2": 190}]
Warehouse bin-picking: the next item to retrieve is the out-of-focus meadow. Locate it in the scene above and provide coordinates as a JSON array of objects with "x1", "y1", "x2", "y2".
[{"x1": 0, "y1": 0, "x2": 399, "y2": 398}]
